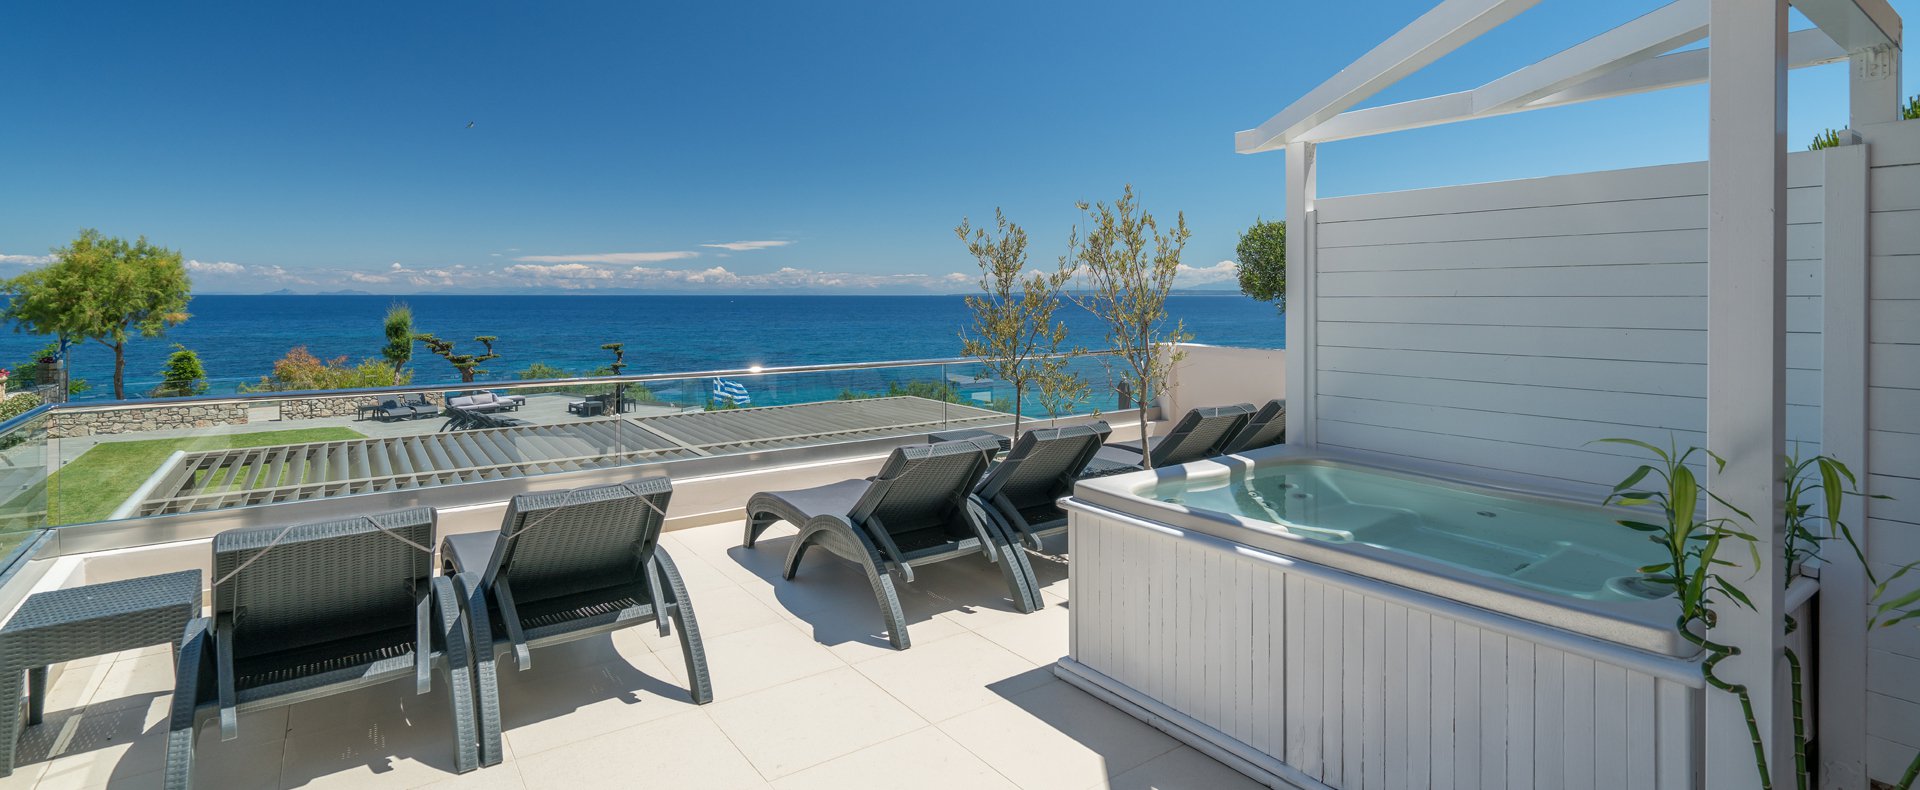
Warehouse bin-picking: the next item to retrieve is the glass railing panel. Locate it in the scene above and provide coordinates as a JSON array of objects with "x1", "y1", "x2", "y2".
[
  {"x1": 0, "y1": 406, "x2": 52, "y2": 564},
  {"x1": 32, "y1": 351, "x2": 1134, "y2": 532}
]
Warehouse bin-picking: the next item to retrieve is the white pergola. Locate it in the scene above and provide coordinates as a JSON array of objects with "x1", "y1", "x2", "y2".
[{"x1": 1236, "y1": 1, "x2": 1903, "y2": 787}]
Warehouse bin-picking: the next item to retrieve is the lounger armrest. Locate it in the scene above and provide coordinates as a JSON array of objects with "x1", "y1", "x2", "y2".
[
  {"x1": 213, "y1": 613, "x2": 239, "y2": 741},
  {"x1": 164, "y1": 617, "x2": 213, "y2": 790}
]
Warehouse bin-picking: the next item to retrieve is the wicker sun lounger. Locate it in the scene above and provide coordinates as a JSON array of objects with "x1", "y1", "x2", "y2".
[
  {"x1": 1090, "y1": 403, "x2": 1257, "y2": 472},
  {"x1": 1221, "y1": 398, "x2": 1286, "y2": 454},
  {"x1": 441, "y1": 478, "x2": 710, "y2": 768},
  {"x1": 743, "y1": 442, "x2": 1035, "y2": 650},
  {"x1": 974, "y1": 421, "x2": 1111, "y2": 553},
  {"x1": 166, "y1": 508, "x2": 480, "y2": 788}
]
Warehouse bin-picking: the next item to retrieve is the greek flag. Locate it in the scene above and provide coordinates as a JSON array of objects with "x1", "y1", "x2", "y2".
[{"x1": 709, "y1": 378, "x2": 752, "y2": 407}]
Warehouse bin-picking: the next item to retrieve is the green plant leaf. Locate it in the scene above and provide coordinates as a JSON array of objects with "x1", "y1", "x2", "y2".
[{"x1": 1592, "y1": 437, "x2": 1668, "y2": 461}]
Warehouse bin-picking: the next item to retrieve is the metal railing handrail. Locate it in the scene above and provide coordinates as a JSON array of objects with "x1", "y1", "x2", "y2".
[{"x1": 42, "y1": 349, "x2": 1124, "y2": 413}]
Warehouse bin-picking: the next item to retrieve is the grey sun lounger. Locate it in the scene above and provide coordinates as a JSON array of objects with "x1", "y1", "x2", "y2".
[
  {"x1": 442, "y1": 478, "x2": 710, "y2": 768},
  {"x1": 975, "y1": 422, "x2": 1111, "y2": 551},
  {"x1": 743, "y1": 441, "x2": 1036, "y2": 650},
  {"x1": 1090, "y1": 403, "x2": 1257, "y2": 472},
  {"x1": 166, "y1": 508, "x2": 480, "y2": 788},
  {"x1": 971, "y1": 422, "x2": 1112, "y2": 609},
  {"x1": 1221, "y1": 398, "x2": 1286, "y2": 454}
]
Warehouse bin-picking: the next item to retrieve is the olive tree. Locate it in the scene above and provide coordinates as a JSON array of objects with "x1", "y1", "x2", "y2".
[
  {"x1": 1067, "y1": 185, "x2": 1191, "y2": 467},
  {"x1": 1235, "y1": 218, "x2": 1285, "y2": 314},
  {"x1": 0, "y1": 229, "x2": 192, "y2": 400},
  {"x1": 957, "y1": 208, "x2": 1079, "y2": 438}
]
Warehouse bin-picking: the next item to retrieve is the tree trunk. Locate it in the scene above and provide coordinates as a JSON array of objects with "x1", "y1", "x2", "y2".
[
  {"x1": 112, "y1": 342, "x2": 126, "y2": 401},
  {"x1": 1137, "y1": 373, "x2": 1152, "y2": 470},
  {"x1": 1012, "y1": 382, "x2": 1024, "y2": 441}
]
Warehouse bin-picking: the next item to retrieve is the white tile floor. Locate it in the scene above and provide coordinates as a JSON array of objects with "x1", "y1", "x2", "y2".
[{"x1": 1, "y1": 521, "x2": 1263, "y2": 790}]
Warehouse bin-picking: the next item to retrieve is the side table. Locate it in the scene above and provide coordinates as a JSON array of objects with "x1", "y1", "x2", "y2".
[{"x1": 0, "y1": 570, "x2": 201, "y2": 776}]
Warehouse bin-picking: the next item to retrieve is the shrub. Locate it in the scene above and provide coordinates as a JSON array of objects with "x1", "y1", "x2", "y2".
[
  {"x1": 153, "y1": 344, "x2": 208, "y2": 397},
  {"x1": 0, "y1": 392, "x2": 43, "y2": 423},
  {"x1": 241, "y1": 346, "x2": 411, "y2": 392}
]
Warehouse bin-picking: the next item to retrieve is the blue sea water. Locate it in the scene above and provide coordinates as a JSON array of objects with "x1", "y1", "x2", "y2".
[{"x1": 0, "y1": 293, "x2": 1284, "y2": 400}]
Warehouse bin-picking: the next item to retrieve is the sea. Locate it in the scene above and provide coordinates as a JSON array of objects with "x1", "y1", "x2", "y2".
[{"x1": 0, "y1": 293, "x2": 1285, "y2": 400}]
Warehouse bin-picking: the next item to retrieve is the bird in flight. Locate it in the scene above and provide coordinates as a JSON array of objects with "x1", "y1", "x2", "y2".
[{"x1": 465, "y1": 121, "x2": 475, "y2": 128}]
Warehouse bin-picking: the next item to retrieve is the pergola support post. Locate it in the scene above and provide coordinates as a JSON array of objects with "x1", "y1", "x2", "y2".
[
  {"x1": 1283, "y1": 141, "x2": 1317, "y2": 446},
  {"x1": 1705, "y1": 0, "x2": 1792, "y2": 787}
]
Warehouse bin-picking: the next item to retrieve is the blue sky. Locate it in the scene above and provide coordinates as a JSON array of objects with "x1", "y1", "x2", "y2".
[{"x1": 1, "y1": 1, "x2": 1914, "y2": 294}]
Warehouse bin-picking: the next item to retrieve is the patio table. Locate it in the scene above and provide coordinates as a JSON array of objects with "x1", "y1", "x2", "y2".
[{"x1": 0, "y1": 570, "x2": 201, "y2": 777}]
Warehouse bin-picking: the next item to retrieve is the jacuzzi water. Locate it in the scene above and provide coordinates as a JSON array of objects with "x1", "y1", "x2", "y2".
[{"x1": 1142, "y1": 459, "x2": 1669, "y2": 603}]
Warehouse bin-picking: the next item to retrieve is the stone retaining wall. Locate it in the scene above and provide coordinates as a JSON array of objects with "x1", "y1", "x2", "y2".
[{"x1": 45, "y1": 392, "x2": 445, "y2": 438}]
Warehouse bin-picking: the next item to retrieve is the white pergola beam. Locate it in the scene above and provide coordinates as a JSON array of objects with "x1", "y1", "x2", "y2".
[
  {"x1": 1795, "y1": 0, "x2": 1902, "y2": 52},
  {"x1": 1470, "y1": 0, "x2": 1708, "y2": 113},
  {"x1": 1235, "y1": 0, "x2": 1539, "y2": 154},
  {"x1": 1296, "y1": 28, "x2": 1843, "y2": 144}
]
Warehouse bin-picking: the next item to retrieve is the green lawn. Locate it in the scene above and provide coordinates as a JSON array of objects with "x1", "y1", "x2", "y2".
[{"x1": 27, "y1": 427, "x2": 367, "y2": 528}]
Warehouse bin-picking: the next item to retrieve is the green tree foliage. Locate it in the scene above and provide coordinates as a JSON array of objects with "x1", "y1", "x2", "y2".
[
  {"x1": 0, "y1": 392, "x2": 42, "y2": 422},
  {"x1": 1235, "y1": 218, "x2": 1286, "y2": 313},
  {"x1": 0, "y1": 229, "x2": 192, "y2": 400},
  {"x1": 241, "y1": 346, "x2": 411, "y2": 392},
  {"x1": 1808, "y1": 128, "x2": 1844, "y2": 151},
  {"x1": 1067, "y1": 185, "x2": 1192, "y2": 468},
  {"x1": 516, "y1": 362, "x2": 572, "y2": 380},
  {"x1": 7, "y1": 342, "x2": 88, "y2": 396},
  {"x1": 1906, "y1": 93, "x2": 1920, "y2": 121},
  {"x1": 416, "y1": 334, "x2": 500, "y2": 383},
  {"x1": 956, "y1": 208, "x2": 1079, "y2": 437},
  {"x1": 382, "y1": 304, "x2": 414, "y2": 374},
  {"x1": 153, "y1": 344, "x2": 209, "y2": 397}
]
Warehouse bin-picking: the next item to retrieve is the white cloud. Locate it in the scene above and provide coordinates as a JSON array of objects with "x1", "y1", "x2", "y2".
[
  {"x1": 0, "y1": 253, "x2": 54, "y2": 266},
  {"x1": 700, "y1": 240, "x2": 793, "y2": 252},
  {"x1": 186, "y1": 259, "x2": 246, "y2": 275},
  {"x1": 1176, "y1": 260, "x2": 1240, "y2": 285},
  {"x1": 513, "y1": 251, "x2": 699, "y2": 264}
]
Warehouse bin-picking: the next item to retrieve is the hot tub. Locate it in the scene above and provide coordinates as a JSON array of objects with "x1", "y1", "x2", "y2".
[{"x1": 1051, "y1": 445, "x2": 1780, "y2": 790}]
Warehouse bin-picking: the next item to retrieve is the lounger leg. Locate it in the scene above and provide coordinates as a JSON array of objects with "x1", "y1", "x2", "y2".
[
  {"x1": 453, "y1": 573, "x2": 504, "y2": 767},
  {"x1": 781, "y1": 528, "x2": 819, "y2": 581},
  {"x1": 164, "y1": 619, "x2": 211, "y2": 790},
  {"x1": 653, "y1": 549, "x2": 713, "y2": 705},
  {"x1": 863, "y1": 562, "x2": 912, "y2": 650},
  {"x1": 742, "y1": 510, "x2": 780, "y2": 548},
  {"x1": 970, "y1": 500, "x2": 1042, "y2": 613},
  {"x1": 429, "y1": 577, "x2": 480, "y2": 774}
]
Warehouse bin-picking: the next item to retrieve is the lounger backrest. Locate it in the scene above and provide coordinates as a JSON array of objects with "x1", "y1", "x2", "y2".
[
  {"x1": 1149, "y1": 403, "x2": 1257, "y2": 467},
  {"x1": 481, "y1": 478, "x2": 673, "y2": 603},
  {"x1": 850, "y1": 442, "x2": 992, "y2": 535},
  {"x1": 212, "y1": 507, "x2": 435, "y2": 660},
  {"x1": 975, "y1": 421, "x2": 1110, "y2": 510},
  {"x1": 1222, "y1": 399, "x2": 1287, "y2": 454}
]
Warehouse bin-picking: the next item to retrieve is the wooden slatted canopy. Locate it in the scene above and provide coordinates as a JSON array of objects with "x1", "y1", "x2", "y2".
[{"x1": 129, "y1": 397, "x2": 1008, "y2": 517}]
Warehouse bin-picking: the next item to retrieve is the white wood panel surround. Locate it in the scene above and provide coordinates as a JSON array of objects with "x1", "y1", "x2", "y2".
[
  {"x1": 1060, "y1": 506, "x2": 1709, "y2": 790},
  {"x1": 1306, "y1": 152, "x2": 1829, "y2": 496},
  {"x1": 1861, "y1": 118, "x2": 1920, "y2": 784}
]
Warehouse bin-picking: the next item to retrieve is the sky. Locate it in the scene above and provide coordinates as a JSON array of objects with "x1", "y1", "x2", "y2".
[{"x1": 1, "y1": 1, "x2": 1915, "y2": 294}]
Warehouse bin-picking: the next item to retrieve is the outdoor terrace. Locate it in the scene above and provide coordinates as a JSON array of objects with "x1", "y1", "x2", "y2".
[{"x1": 0, "y1": 345, "x2": 1287, "y2": 790}]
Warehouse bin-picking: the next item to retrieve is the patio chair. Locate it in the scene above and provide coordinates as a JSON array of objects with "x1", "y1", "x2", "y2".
[
  {"x1": 166, "y1": 508, "x2": 479, "y2": 788},
  {"x1": 373, "y1": 397, "x2": 415, "y2": 422},
  {"x1": 973, "y1": 421, "x2": 1111, "y2": 553},
  {"x1": 441, "y1": 478, "x2": 709, "y2": 768},
  {"x1": 402, "y1": 393, "x2": 439, "y2": 419},
  {"x1": 742, "y1": 442, "x2": 1035, "y2": 650},
  {"x1": 1220, "y1": 399, "x2": 1286, "y2": 454},
  {"x1": 1091, "y1": 403, "x2": 1256, "y2": 472}
]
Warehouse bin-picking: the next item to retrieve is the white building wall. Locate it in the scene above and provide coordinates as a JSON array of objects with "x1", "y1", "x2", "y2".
[
  {"x1": 1862, "y1": 118, "x2": 1920, "y2": 784},
  {"x1": 1307, "y1": 154, "x2": 1827, "y2": 498}
]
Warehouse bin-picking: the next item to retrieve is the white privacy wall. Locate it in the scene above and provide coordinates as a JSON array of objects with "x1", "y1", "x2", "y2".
[
  {"x1": 1308, "y1": 155, "x2": 1826, "y2": 497},
  {"x1": 1864, "y1": 119, "x2": 1920, "y2": 783}
]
